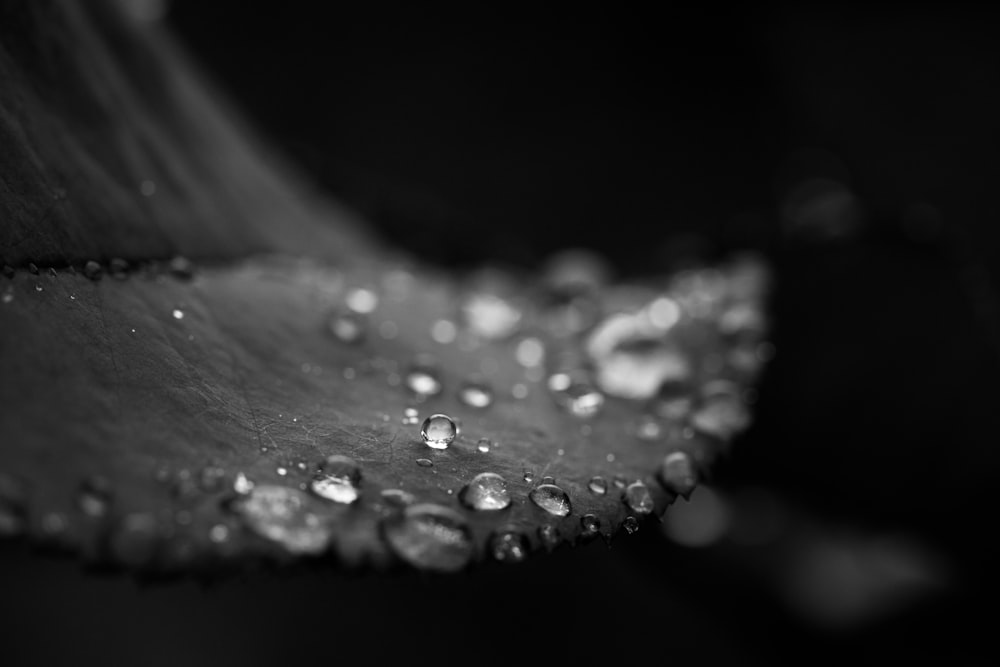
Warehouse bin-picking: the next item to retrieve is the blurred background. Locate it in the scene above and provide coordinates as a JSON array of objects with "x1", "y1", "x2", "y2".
[{"x1": 3, "y1": 2, "x2": 998, "y2": 664}]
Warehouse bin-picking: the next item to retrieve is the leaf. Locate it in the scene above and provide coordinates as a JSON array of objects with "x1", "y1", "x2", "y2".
[{"x1": 0, "y1": 2, "x2": 771, "y2": 573}]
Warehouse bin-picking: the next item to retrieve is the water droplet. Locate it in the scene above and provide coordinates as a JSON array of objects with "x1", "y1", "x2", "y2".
[
  {"x1": 515, "y1": 337, "x2": 546, "y2": 367},
  {"x1": 458, "y1": 380, "x2": 494, "y2": 408},
  {"x1": 624, "y1": 481, "x2": 655, "y2": 515},
  {"x1": 537, "y1": 524, "x2": 561, "y2": 550},
  {"x1": 462, "y1": 292, "x2": 522, "y2": 339},
  {"x1": 659, "y1": 451, "x2": 698, "y2": 497},
  {"x1": 34, "y1": 284, "x2": 43, "y2": 292},
  {"x1": 553, "y1": 379, "x2": 605, "y2": 418},
  {"x1": 511, "y1": 383, "x2": 529, "y2": 399},
  {"x1": 109, "y1": 258, "x2": 129, "y2": 279},
  {"x1": 83, "y1": 260, "x2": 102, "y2": 280},
  {"x1": 588, "y1": 476, "x2": 608, "y2": 495},
  {"x1": 613, "y1": 475, "x2": 627, "y2": 489},
  {"x1": 380, "y1": 489, "x2": 416, "y2": 508},
  {"x1": 421, "y1": 414, "x2": 457, "y2": 449},
  {"x1": 329, "y1": 312, "x2": 365, "y2": 344},
  {"x1": 459, "y1": 473, "x2": 511, "y2": 511},
  {"x1": 209, "y1": 524, "x2": 230, "y2": 544},
  {"x1": 381, "y1": 503, "x2": 473, "y2": 572},
  {"x1": 490, "y1": 530, "x2": 529, "y2": 563},
  {"x1": 690, "y1": 388, "x2": 751, "y2": 439},
  {"x1": 431, "y1": 319, "x2": 458, "y2": 344},
  {"x1": 476, "y1": 438, "x2": 492, "y2": 453},
  {"x1": 540, "y1": 476, "x2": 555, "y2": 485},
  {"x1": 406, "y1": 367, "x2": 443, "y2": 397},
  {"x1": 345, "y1": 287, "x2": 378, "y2": 314},
  {"x1": 580, "y1": 514, "x2": 601, "y2": 535},
  {"x1": 172, "y1": 308, "x2": 184, "y2": 320},
  {"x1": 232, "y1": 485, "x2": 330, "y2": 554},
  {"x1": 77, "y1": 476, "x2": 112, "y2": 518},
  {"x1": 416, "y1": 458, "x2": 434, "y2": 468},
  {"x1": 523, "y1": 470, "x2": 535, "y2": 483},
  {"x1": 108, "y1": 513, "x2": 160, "y2": 567},
  {"x1": 402, "y1": 407, "x2": 420, "y2": 425},
  {"x1": 276, "y1": 466, "x2": 288, "y2": 477},
  {"x1": 635, "y1": 416, "x2": 662, "y2": 441},
  {"x1": 168, "y1": 256, "x2": 196, "y2": 280},
  {"x1": 529, "y1": 484, "x2": 572, "y2": 517},
  {"x1": 623, "y1": 516, "x2": 639, "y2": 535},
  {"x1": 310, "y1": 455, "x2": 362, "y2": 504},
  {"x1": 0, "y1": 474, "x2": 27, "y2": 537}
]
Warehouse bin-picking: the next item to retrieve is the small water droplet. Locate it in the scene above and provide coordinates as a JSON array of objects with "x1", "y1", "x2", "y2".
[
  {"x1": 588, "y1": 476, "x2": 608, "y2": 495},
  {"x1": 635, "y1": 416, "x2": 662, "y2": 441},
  {"x1": 490, "y1": 530, "x2": 529, "y2": 563},
  {"x1": 511, "y1": 383, "x2": 529, "y2": 399},
  {"x1": 109, "y1": 258, "x2": 129, "y2": 279},
  {"x1": 1, "y1": 289, "x2": 12, "y2": 305},
  {"x1": 172, "y1": 308, "x2": 184, "y2": 320},
  {"x1": 168, "y1": 256, "x2": 195, "y2": 280},
  {"x1": 659, "y1": 451, "x2": 698, "y2": 497},
  {"x1": 523, "y1": 470, "x2": 535, "y2": 483},
  {"x1": 276, "y1": 466, "x2": 288, "y2": 477},
  {"x1": 416, "y1": 458, "x2": 434, "y2": 468},
  {"x1": 402, "y1": 407, "x2": 420, "y2": 425},
  {"x1": 328, "y1": 312, "x2": 365, "y2": 344},
  {"x1": 381, "y1": 503, "x2": 473, "y2": 572},
  {"x1": 28, "y1": 263, "x2": 39, "y2": 275},
  {"x1": 476, "y1": 438, "x2": 492, "y2": 453},
  {"x1": 462, "y1": 292, "x2": 522, "y2": 339},
  {"x1": 537, "y1": 524, "x2": 561, "y2": 551},
  {"x1": 613, "y1": 475, "x2": 627, "y2": 489},
  {"x1": 421, "y1": 414, "x2": 457, "y2": 449},
  {"x1": 623, "y1": 516, "x2": 639, "y2": 535},
  {"x1": 406, "y1": 367, "x2": 443, "y2": 397},
  {"x1": 209, "y1": 523, "x2": 230, "y2": 544},
  {"x1": 529, "y1": 484, "x2": 572, "y2": 517},
  {"x1": 550, "y1": 377, "x2": 605, "y2": 417},
  {"x1": 459, "y1": 472, "x2": 511, "y2": 511},
  {"x1": 580, "y1": 514, "x2": 601, "y2": 535},
  {"x1": 83, "y1": 260, "x2": 102, "y2": 280},
  {"x1": 309, "y1": 455, "x2": 362, "y2": 504},
  {"x1": 34, "y1": 284, "x2": 43, "y2": 292},
  {"x1": 77, "y1": 476, "x2": 112, "y2": 518},
  {"x1": 515, "y1": 337, "x2": 546, "y2": 367},
  {"x1": 233, "y1": 472, "x2": 255, "y2": 495},
  {"x1": 346, "y1": 287, "x2": 379, "y2": 314},
  {"x1": 431, "y1": 319, "x2": 458, "y2": 344},
  {"x1": 458, "y1": 380, "x2": 494, "y2": 408},
  {"x1": 233, "y1": 485, "x2": 330, "y2": 554},
  {"x1": 624, "y1": 481, "x2": 655, "y2": 515}
]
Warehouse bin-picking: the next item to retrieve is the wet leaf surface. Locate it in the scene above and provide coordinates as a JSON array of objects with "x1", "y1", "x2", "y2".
[{"x1": 0, "y1": 252, "x2": 769, "y2": 572}]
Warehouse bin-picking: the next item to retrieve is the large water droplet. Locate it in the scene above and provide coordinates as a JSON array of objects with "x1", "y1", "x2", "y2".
[
  {"x1": 310, "y1": 455, "x2": 362, "y2": 504},
  {"x1": 624, "y1": 481, "x2": 655, "y2": 515},
  {"x1": 659, "y1": 451, "x2": 698, "y2": 497},
  {"x1": 329, "y1": 312, "x2": 365, "y2": 344},
  {"x1": 406, "y1": 367, "x2": 443, "y2": 397},
  {"x1": 458, "y1": 380, "x2": 494, "y2": 408},
  {"x1": 421, "y1": 414, "x2": 457, "y2": 449},
  {"x1": 459, "y1": 473, "x2": 511, "y2": 511},
  {"x1": 233, "y1": 485, "x2": 330, "y2": 554},
  {"x1": 490, "y1": 530, "x2": 529, "y2": 563},
  {"x1": 529, "y1": 484, "x2": 572, "y2": 517},
  {"x1": 588, "y1": 476, "x2": 608, "y2": 495},
  {"x1": 381, "y1": 503, "x2": 473, "y2": 572},
  {"x1": 77, "y1": 476, "x2": 112, "y2": 518}
]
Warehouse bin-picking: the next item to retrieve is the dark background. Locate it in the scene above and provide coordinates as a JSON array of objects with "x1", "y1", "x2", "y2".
[{"x1": 3, "y1": 3, "x2": 998, "y2": 664}]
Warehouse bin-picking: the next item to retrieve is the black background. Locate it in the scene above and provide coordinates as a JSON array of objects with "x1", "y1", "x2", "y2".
[{"x1": 2, "y1": 3, "x2": 998, "y2": 664}]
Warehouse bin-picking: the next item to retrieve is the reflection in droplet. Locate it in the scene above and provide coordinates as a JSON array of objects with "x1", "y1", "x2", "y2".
[
  {"x1": 529, "y1": 484, "x2": 572, "y2": 517},
  {"x1": 421, "y1": 414, "x2": 458, "y2": 449},
  {"x1": 232, "y1": 485, "x2": 330, "y2": 555},
  {"x1": 329, "y1": 312, "x2": 365, "y2": 344},
  {"x1": 587, "y1": 476, "x2": 608, "y2": 496},
  {"x1": 381, "y1": 503, "x2": 473, "y2": 572},
  {"x1": 624, "y1": 481, "x2": 655, "y2": 515},
  {"x1": 310, "y1": 455, "x2": 362, "y2": 504},
  {"x1": 659, "y1": 451, "x2": 698, "y2": 497},
  {"x1": 460, "y1": 473, "x2": 511, "y2": 511},
  {"x1": 491, "y1": 530, "x2": 529, "y2": 563},
  {"x1": 458, "y1": 381, "x2": 494, "y2": 408}
]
